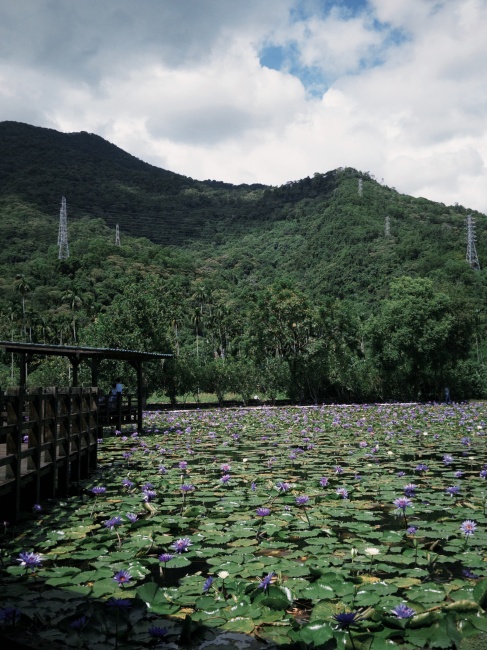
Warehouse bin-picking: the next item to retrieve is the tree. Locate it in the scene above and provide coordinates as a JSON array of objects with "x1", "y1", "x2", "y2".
[
  {"x1": 61, "y1": 290, "x2": 83, "y2": 343},
  {"x1": 14, "y1": 274, "x2": 30, "y2": 338},
  {"x1": 246, "y1": 283, "x2": 314, "y2": 401},
  {"x1": 82, "y1": 275, "x2": 173, "y2": 393},
  {"x1": 369, "y1": 277, "x2": 472, "y2": 400}
]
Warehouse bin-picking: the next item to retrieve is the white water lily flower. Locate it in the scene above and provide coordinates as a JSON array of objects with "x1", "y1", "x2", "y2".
[
  {"x1": 217, "y1": 571, "x2": 230, "y2": 579},
  {"x1": 364, "y1": 547, "x2": 380, "y2": 557}
]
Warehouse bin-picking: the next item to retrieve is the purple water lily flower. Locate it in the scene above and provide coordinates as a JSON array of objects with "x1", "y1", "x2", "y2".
[
  {"x1": 320, "y1": 477, "x2": 329, "y2": 487},
  {"x1": 107, "y1": 598, "x2": 132, "y2": 610},
  {"x1": 142, "y1": 489, "x2": 157, "y2": 502},
  {"x1": 446, "y1": 486, "x2": 460, "y2": 497},
  {"x1": 256, "y1": 507, "x2": 271, "y2": 517},
  {"x1": 220, "y1": 474, "x2": 231, "y2": 484},
  {"x1": 148, "y1": 626, "x2": 168, "y2": 639},
  {"x1": 113, "y1": 569, "x2": 132, "y2": 586},
  {"x1": 336, "y1": 488, "x2": 348, "y2": 499},
  {"x1": 403, "y1": 483, "x2": 417, "y2": 497},
  {"x1": 295, "y1": 495, "x2": 309, "y2": 505},
  {"x1": 333, "y1": 611, "x2": 361, "y2": 628},
  {"x1": 91, "y1": 486, "x2": 106, "y2": 495},
  {"x1": 276, "y1": 481, "x2": 290, "y2": 492},
  {"x1": 70, "y1": 615, "x2": 88, "y2": 629},
  {"x1": 393, "y1": 497, "x2": 413, "y2": 512},
  {"x1": 180, "y1": 484, "x2": 195, "y2": 492},
  {"x1": 17, "y1": 551, "x2": 42, "y2": 570},
  {"x1": 258, "y1": 572, "x2": 275, "y2": 591},
  {"x1": 460, "y1": 520, "x2": 477, "y2": 536},
  {"x1": 392, "y1": 603, "x2": 415, "y2": 619},
  {"x1": 0, "y1": 607, "x2": 21, "y2": 624},
  {"x1": 158, "y1": 553, "x2": 175, "y2": 563},
  {"x1": 202, "y1": 576, "x2": 214, "y2": 593},
  {"x1": 104, "y1": 516, "x2": 123, "y2": 530},
  {"x1": 171, "y1": 537, "x2": 192, "y2": 553}
]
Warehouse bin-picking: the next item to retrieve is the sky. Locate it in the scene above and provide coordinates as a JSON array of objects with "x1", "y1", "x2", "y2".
[{"x1": 1, "y1": 0, "x2": 487, "y2": 213}]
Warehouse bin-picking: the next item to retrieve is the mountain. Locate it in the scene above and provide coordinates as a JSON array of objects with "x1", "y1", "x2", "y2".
[
  {"x1": 1, "y1": 120, "x2": 486, "y2": 401},
  {"x1": 0, "y1": 120, "x2": 267, "y2": 246},
  {"x1": 1, "y1": 120, "x2": 485, "y2": 302}
]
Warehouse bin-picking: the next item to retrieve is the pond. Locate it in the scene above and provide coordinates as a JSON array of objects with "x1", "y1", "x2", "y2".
[{"x1": 1, "y1": 402, "x2": 487, "y2": 649}]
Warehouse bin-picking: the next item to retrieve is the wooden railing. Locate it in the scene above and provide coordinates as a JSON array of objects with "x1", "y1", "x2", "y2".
[
  {"x1": 97, "y1": 393, "x2": 138, "y2": 430},
  {"x1": 0, "y1": 387, "x2": 98, "y2": 522}
]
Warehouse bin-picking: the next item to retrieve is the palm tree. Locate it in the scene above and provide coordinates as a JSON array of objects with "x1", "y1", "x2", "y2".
[
  {"x1": 192, "y1": 307, "x2": 203, "y2": 359},
  {"x1": 61, "y1": 290, "x2": 83, "y2": 343},
  {"x1": 171, "y1": 307, "x2": 185, "y2": 357},
  {"x1": 14, "y1": 274, "x2": 30, "y2": 338}
]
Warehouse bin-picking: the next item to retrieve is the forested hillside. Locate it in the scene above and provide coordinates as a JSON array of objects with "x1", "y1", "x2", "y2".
[{"x1": 1, "y1": 120, "x2": 486, "y2": 402}]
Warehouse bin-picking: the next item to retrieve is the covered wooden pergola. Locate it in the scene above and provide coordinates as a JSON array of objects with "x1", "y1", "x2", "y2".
[{"x1": 0, "y1": 341, "x2": 173, "y2": 432}]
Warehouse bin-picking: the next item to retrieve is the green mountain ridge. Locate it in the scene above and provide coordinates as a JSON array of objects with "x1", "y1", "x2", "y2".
[{"x1": 0, "y1": 120, "x2": 268, "y2": 247}]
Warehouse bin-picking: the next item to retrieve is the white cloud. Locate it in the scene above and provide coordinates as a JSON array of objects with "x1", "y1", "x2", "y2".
[{"x1": 0, "y1": 0, "x2": 487, "y2": 213}]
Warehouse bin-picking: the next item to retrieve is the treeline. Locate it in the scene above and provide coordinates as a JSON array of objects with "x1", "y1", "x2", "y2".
[{"x1": 1, "y1": 262, "x2": 484, "y2": 403}]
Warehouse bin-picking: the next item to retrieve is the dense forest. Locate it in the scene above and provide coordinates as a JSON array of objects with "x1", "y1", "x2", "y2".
[{"x1": 1, "y1": 120, "x2": 486, "y2": 403}]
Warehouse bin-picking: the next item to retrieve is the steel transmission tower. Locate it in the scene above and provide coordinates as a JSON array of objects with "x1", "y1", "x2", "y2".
[
  {"x1": 115, "y1": 224, "x2": 121, "y2": 246},
  {"x1": 358, "y1": 178, "x2": 363, "y2": 196},
  {"x1": 58, "y1": 196, "x2": 70, "y2": 259},
  {"x1": 466, "y1": 214, "x2": 480, "y2": 270},
  {"x1": 385, "y1": 215, "x2": 391, "y2": 237}
]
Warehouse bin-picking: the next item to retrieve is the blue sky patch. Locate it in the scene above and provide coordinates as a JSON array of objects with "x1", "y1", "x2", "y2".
[
  {"x1": 290, "y1": 0, "x2": 370, "y2": 22},
  {"x1": 259, "y1": 42, "x2": 330, "y2": 97},
  {"x1": 259, "y1": 0, "x2": 409, "y2": 96}
]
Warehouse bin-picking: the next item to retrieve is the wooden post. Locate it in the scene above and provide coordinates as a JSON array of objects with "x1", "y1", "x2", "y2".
[
  {"x1": 71, "y1": 357, "x2": 80, "y2": 387},
  {"x1": 19, "y1": 353, "x2": 27, "y2": 388},
  {"x1": 137, "y1": 360, "x2": 143, "y2": 433},
  {"x1": 116, "y1": 392, "x2": 122, "y2": 433}
]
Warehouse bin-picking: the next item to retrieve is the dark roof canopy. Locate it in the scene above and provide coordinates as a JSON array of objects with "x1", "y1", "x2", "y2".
[
  {"x1": 1, "y1": 341, "x2": 173, "y2": 432},
  {"x1": 0, "y1": 341, "x2": 172, "y2": 362}
]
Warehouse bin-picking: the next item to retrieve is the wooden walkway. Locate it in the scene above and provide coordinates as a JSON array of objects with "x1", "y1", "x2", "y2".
[{"x1": 0, "y1": 387, "x2": 98, "y2": 522}]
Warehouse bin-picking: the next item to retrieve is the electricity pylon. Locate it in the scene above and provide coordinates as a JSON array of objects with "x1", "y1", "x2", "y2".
[
  {"x1": 466, "y1": 214, "x2": 480, "y2": 270},
  {"x1": 58, "y1": 196, "x2": 70, "y2": 259}
]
